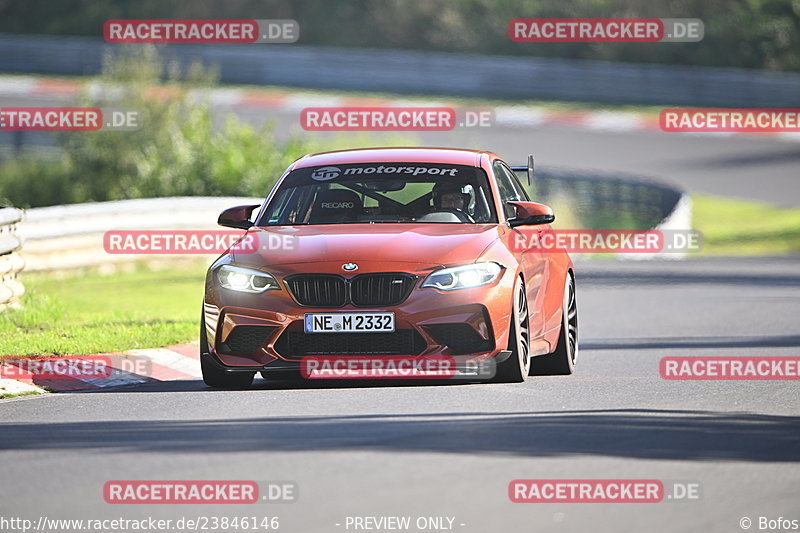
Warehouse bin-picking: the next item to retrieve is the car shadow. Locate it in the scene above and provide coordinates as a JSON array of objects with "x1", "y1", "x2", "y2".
[
  {"x1": 2, "y1": 408, "x2": 799, "y2": 462},
  {"x1": 69, "y1": 376, "x2": 484, "y2": 394},
  {"x1": 580, "y1": 334, "x2": 800, "y2": 350}
]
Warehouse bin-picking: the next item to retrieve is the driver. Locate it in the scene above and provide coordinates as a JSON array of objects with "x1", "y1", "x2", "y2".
[{"x1": 432, "y1": 182, "x2": 470, "y2": 214}]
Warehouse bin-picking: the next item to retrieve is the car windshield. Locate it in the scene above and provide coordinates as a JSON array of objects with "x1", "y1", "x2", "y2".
[{"x1": 258, "y1": 163, "x2": 498, "y2": 225}]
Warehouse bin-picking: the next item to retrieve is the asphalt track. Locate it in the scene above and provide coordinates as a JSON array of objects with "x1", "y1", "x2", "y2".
[{"x1": 1, "y1": 92, "x2": 800, "y2": 532}]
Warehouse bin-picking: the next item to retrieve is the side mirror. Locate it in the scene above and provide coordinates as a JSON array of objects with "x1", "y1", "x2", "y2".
[
  {"x1": 218, "y1": 204, "x2": 260, "y2": 229},
  {"x1": 506, "y1": 201, "x2": 555, "y2": 227}
]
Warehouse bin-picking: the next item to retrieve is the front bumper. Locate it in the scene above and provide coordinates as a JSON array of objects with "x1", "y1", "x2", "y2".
[{"x1": 202, "y1": 266, "x2": 515, "y2": 370}]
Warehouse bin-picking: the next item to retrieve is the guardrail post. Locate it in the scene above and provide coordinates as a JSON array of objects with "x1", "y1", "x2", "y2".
[{"x1": 0, "y1": 207, "x2": 25, "y2": 310}]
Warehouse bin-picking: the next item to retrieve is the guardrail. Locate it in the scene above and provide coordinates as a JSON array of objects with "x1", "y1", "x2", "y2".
[
  {"x1": 0, "y1": 207, "x2": 25, "y2": 309},
  {"x1": 534, "y1": 168, "x2": 688, "y2": 231},
  {"x1": 521, "y1": 168, "x2": 691, "y2": 260},
  {"x1": 1, "y1": 33, "x2": 799, "y2": 107},
  {"x1": 19, "y1": 196, "x2": 260, "y2": 272}
]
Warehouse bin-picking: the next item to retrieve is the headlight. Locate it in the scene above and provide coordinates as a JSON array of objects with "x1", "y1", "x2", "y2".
[
  {"x1": 217, "y1": 265, "x2": 280, "y2": 293},
  {"x1": 422, "y1": 262, "x2": 503, "y2": 291}
]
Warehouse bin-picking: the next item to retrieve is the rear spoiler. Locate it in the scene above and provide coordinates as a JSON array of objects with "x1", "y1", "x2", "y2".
[{"x1": 510, "y1": 154, "x2": 534, "y2": 186}]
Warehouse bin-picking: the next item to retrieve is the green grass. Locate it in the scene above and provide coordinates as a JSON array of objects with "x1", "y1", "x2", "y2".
[
  {"x1": 0, "y1": 390, "x2": 45, "y2": 400},
  {"x1": 0, "y1": 262, "x2": 208, "y2": 356},
  {"x1": 692, "y1": 194, "x2": 800, "y2": 255}
]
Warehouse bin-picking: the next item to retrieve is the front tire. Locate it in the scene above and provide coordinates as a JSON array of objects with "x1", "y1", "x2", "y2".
[
  {"x1": 494, "y1": 277, "x2": 531, "y2": 383},
  {"x1": 199, "y1": 317, "x2": 255, "y2": 388},
  {"x1": 533, "y1": 273, "x2": 577, "y2": 375}
]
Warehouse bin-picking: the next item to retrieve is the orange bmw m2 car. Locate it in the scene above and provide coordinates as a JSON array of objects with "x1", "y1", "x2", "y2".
[{"x1": 201, "y1": 147, "x2": 577, "y2": 387}]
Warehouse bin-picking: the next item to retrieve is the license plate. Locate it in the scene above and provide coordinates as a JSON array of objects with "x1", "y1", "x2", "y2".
[{"x1": 304, "y1": 312, "x2": 395, "y2": 333}]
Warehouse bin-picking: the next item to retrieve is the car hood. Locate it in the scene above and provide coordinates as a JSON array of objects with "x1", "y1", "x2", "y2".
[{"x1": 234, "y1": 223, "x2": 504, "y2": 268}]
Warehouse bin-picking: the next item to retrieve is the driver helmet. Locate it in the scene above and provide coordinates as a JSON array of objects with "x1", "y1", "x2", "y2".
[{"x1": 432, "y1": 182, "x2": 474, "y2": 212}]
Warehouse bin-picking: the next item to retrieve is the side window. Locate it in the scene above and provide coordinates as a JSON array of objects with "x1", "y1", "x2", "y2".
[
  {"x1": 493, "y1": 161, "x2": 525, "y2": 219},
  {"x1": 502, "y1": 163, "x2": 530, "y2": 202}
]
